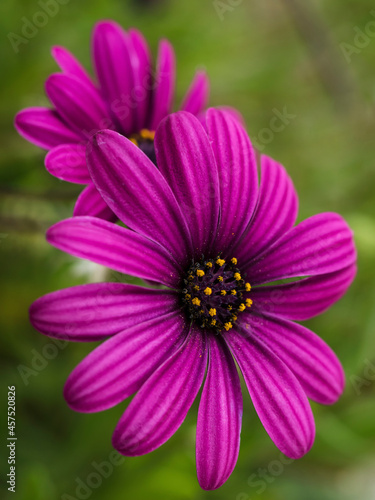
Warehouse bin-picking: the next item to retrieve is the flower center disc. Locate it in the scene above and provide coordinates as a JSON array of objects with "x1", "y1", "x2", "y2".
[
  {"x1": 129, "y1": 129, "x2": 156, "y2": 165},
  {"x1": 181, "y1": 256, "x2": 252, "y2": 333}
]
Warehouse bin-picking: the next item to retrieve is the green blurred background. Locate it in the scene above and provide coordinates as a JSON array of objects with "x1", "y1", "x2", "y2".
[{"x1": 1, "y1": 0, "x2": 375, "y2": 499}]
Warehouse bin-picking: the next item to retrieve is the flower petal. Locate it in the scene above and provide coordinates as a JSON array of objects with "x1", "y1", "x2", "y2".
[
  {"x1": 92, "y1": 21, "x2": 135, "y2": 135},
  {"x1": 14, "y1": 107, "x2": 82, "y2": 149},
  {"x1": 64, "y1": 311, "x2": 186, "y2": 412},
  {"x1": 45, "y1": 143, "x2": 90, "y2": 184},
  {"x1": 30, "y1": 283, "x2": 179, "y2": 341},
  {"x1": 154, "y1": 112, "x2": 220, "y2": 256},
  {"x1": 206, "y1": 108, "x2": 258, "y2": 252},
  {"x1": 73, "y1": 184, "x2": 116, "y2": 221},
  {"x1": 149, "y1": 39, "x2": 175, "y2": 130},
  {"x1": 196, "y1": 335, "x2": 242, "y2": 490},
  {"x1": 181, "y1": 70, "x2": 209, "y2": 116},
  {"x1": 242, "y1": 313, "x2": 345, "y2": 405},
  {"x1": 51, "y1": 46, "x2": 94, "y2": 88},
  {"x1": 250, "y1": 264, "x2": 357, "y2": 321},
  {"x1": 234, "y1": 155, "x2": 298, "y2": 266},
  {"x1": 45, "y1": 73, "x2": 112, "y2": 138},
  {"x1": 129, "y1": 28, "x2": 152, "y2": 131},
  {"x1": 87, "y1": 129, "x2": 193, "y2": 263},
  {"x1": 47, "y1": 216, "x2": 180, "y2": 287},
  {"x1": 113, "y1": 326, "x2": 207, "y2": 456},
  {"x1": 225, "y1": 327, "x2": 315, "y2": 459},
  {"x1": 247, "y1": 212, "x2": 356, "y2": 285}
]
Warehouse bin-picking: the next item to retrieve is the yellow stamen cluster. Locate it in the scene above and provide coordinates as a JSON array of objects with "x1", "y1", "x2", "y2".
[
  {"x1": 140, "y1": 129, "x2": 155, "y2": 140},
  {"x1": 181, "y1": 255, "x2": 253, "y2": 334}
]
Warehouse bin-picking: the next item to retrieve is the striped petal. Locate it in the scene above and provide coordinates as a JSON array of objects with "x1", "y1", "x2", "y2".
[
  {"x1": 246, "y1": 213, "x2": 356, "y2": 285},
  {"x1": 181, "y1": 70, "x2": 210, "y2": 116},
  {"x1": 250, "y1": 264, "x2": 357, "y2": 321},
  {"x1": 14, "y1": 107, "x2": 82, "y2": 150},
  {"x1": 73, "y1": 184, "x2": 116, "y2": 221},
  {"x1": 113, "y1": 327, "x2": 207, "y2": 456},
  {"x1": 87, "y1": 129, "x2": 193, "y2": 264},
  {"x1": 196, "y1": 335, "x2": 242, "y2": 490},
  {"x1": 30, "y1": 283, "x2": 179, "y2": 341},
  {"x1": 149, "y1": 39, "x2": 175, "y2": 130},
  {"x1": 46, "y1": 216, "x2": 180, "y2": 287},
  {"x1": 242, "y1": 313, "x2": 345, "y2": 404},
  {"x1": 206, "y1": 108, "x2": 258, "y2": 252},
  {"x1": 45, "y1": 143, "x2": 90, "y2": 184},
  {"x1": 45, "y1": 73, "x2": 112, "y2": 138},
  {"x1": 64, "y1": 311, "x2": 186, "y2": 412},
  {"x1": 154, "y1": 112, "x2": 220, "y2": 256},
  {"x1": 226, "y1": 327, "x2": 315, "y2": 459},
  {"x1": 92, "y1": 21, "x2": 135, "y2": 135},
  {"x1": 235, "y1": 155, "x2": 298, "y2": 266}
]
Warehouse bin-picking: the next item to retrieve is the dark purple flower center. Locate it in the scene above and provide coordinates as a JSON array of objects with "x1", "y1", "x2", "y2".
[
  {"x1": 181, "y1": 256, "x2": 252, "y2": 333},
  {"x1": 129, "y1": 129, "x2": 156, "y2": 165}
]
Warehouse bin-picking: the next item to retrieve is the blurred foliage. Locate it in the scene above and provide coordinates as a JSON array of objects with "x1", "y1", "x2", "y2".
[{"x1": 1, "y1": 0, "x2": 375, "y2": 499}]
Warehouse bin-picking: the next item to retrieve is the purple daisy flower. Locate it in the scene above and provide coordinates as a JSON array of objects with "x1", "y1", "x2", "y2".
[
  {"x1": 29, "y1": 109, "x2": 356, "y2": 490},
  {"x1": 15, "y1": 20, "x2": 209, "y2": 221}
]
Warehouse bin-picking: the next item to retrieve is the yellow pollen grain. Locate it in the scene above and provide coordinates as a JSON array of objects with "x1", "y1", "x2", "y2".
[
  {"x1": 221, "y1": 290, "x2": 227, "y2": 296},
  {"x1": 216, "y1": 258, "x2": 225, "y2": 266},
  {"x1": 140, "y1": 129, "x2": 155, "y2": 140},
  {"x1": 193, "y1": 285, "x2": 199, "y2": 291},
  {"x1": 204, "y1": 287, "x2": 212, "y2": 296},
  {"x1": 231, "y1": 290, "x2": 237, "y2": 296},
  {"x1": 228, "y1": 305, "x2": 232, "y2": 311},
  {"x1": 231, "y1": 258, "x2": 237, "y2": 265},
  {"x1": 196, "y1": 270, "x2": 205, "y2": 277},
  {"x1": 211, "y1": 319, "x2": 216, "y2": 325},
  {"x1": 246, "y1": 298, "x2": 253, "y2": 307},
  {"x1": 232, "y1": 315, "x2": 238, "y2": 321},
  {"x1": 200, "y1": 309, "x2": 204, "y2": 314},
  {"x1": 192, "y1": 297, "x2": 201, "y2": 306},
  {"x1": 245, "y1": 283, "x2": 251, "y2": 292},
  {"x1": 209, "y1": 308, "x2": 216, "y2": 317},
  {"x1": 185, "y1": 294, "x2": 191, "y2": 299},
  {"x1": 234, "y1": 272, "x2": 241, "y2": 281},
  {"x1": 217, "y1": 276, "x2": 223, "y2": 282},
  {"x1": 129, "y1": 138, "x2": 138, "y2": 146},
  {"x1": 224, "y1": 322, "x2": 233, "y2": 331},
  {"x1": 206, "y1": 262, "x2": 213, "y2": 268},
  {"x1": 238, "y1": 303, "x2": 246, "y2": 312},
  {"x1": 188, "y1": 275, "x2": 193, "y2": 281}
]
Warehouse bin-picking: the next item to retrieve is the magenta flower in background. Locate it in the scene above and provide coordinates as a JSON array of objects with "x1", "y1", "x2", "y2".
[
  {"x1": 14, "y1": 20, "x2": 209, "y2": 220},
  {"x1": 29, "y1": 109, "x2": 356, "y2": 490}
]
